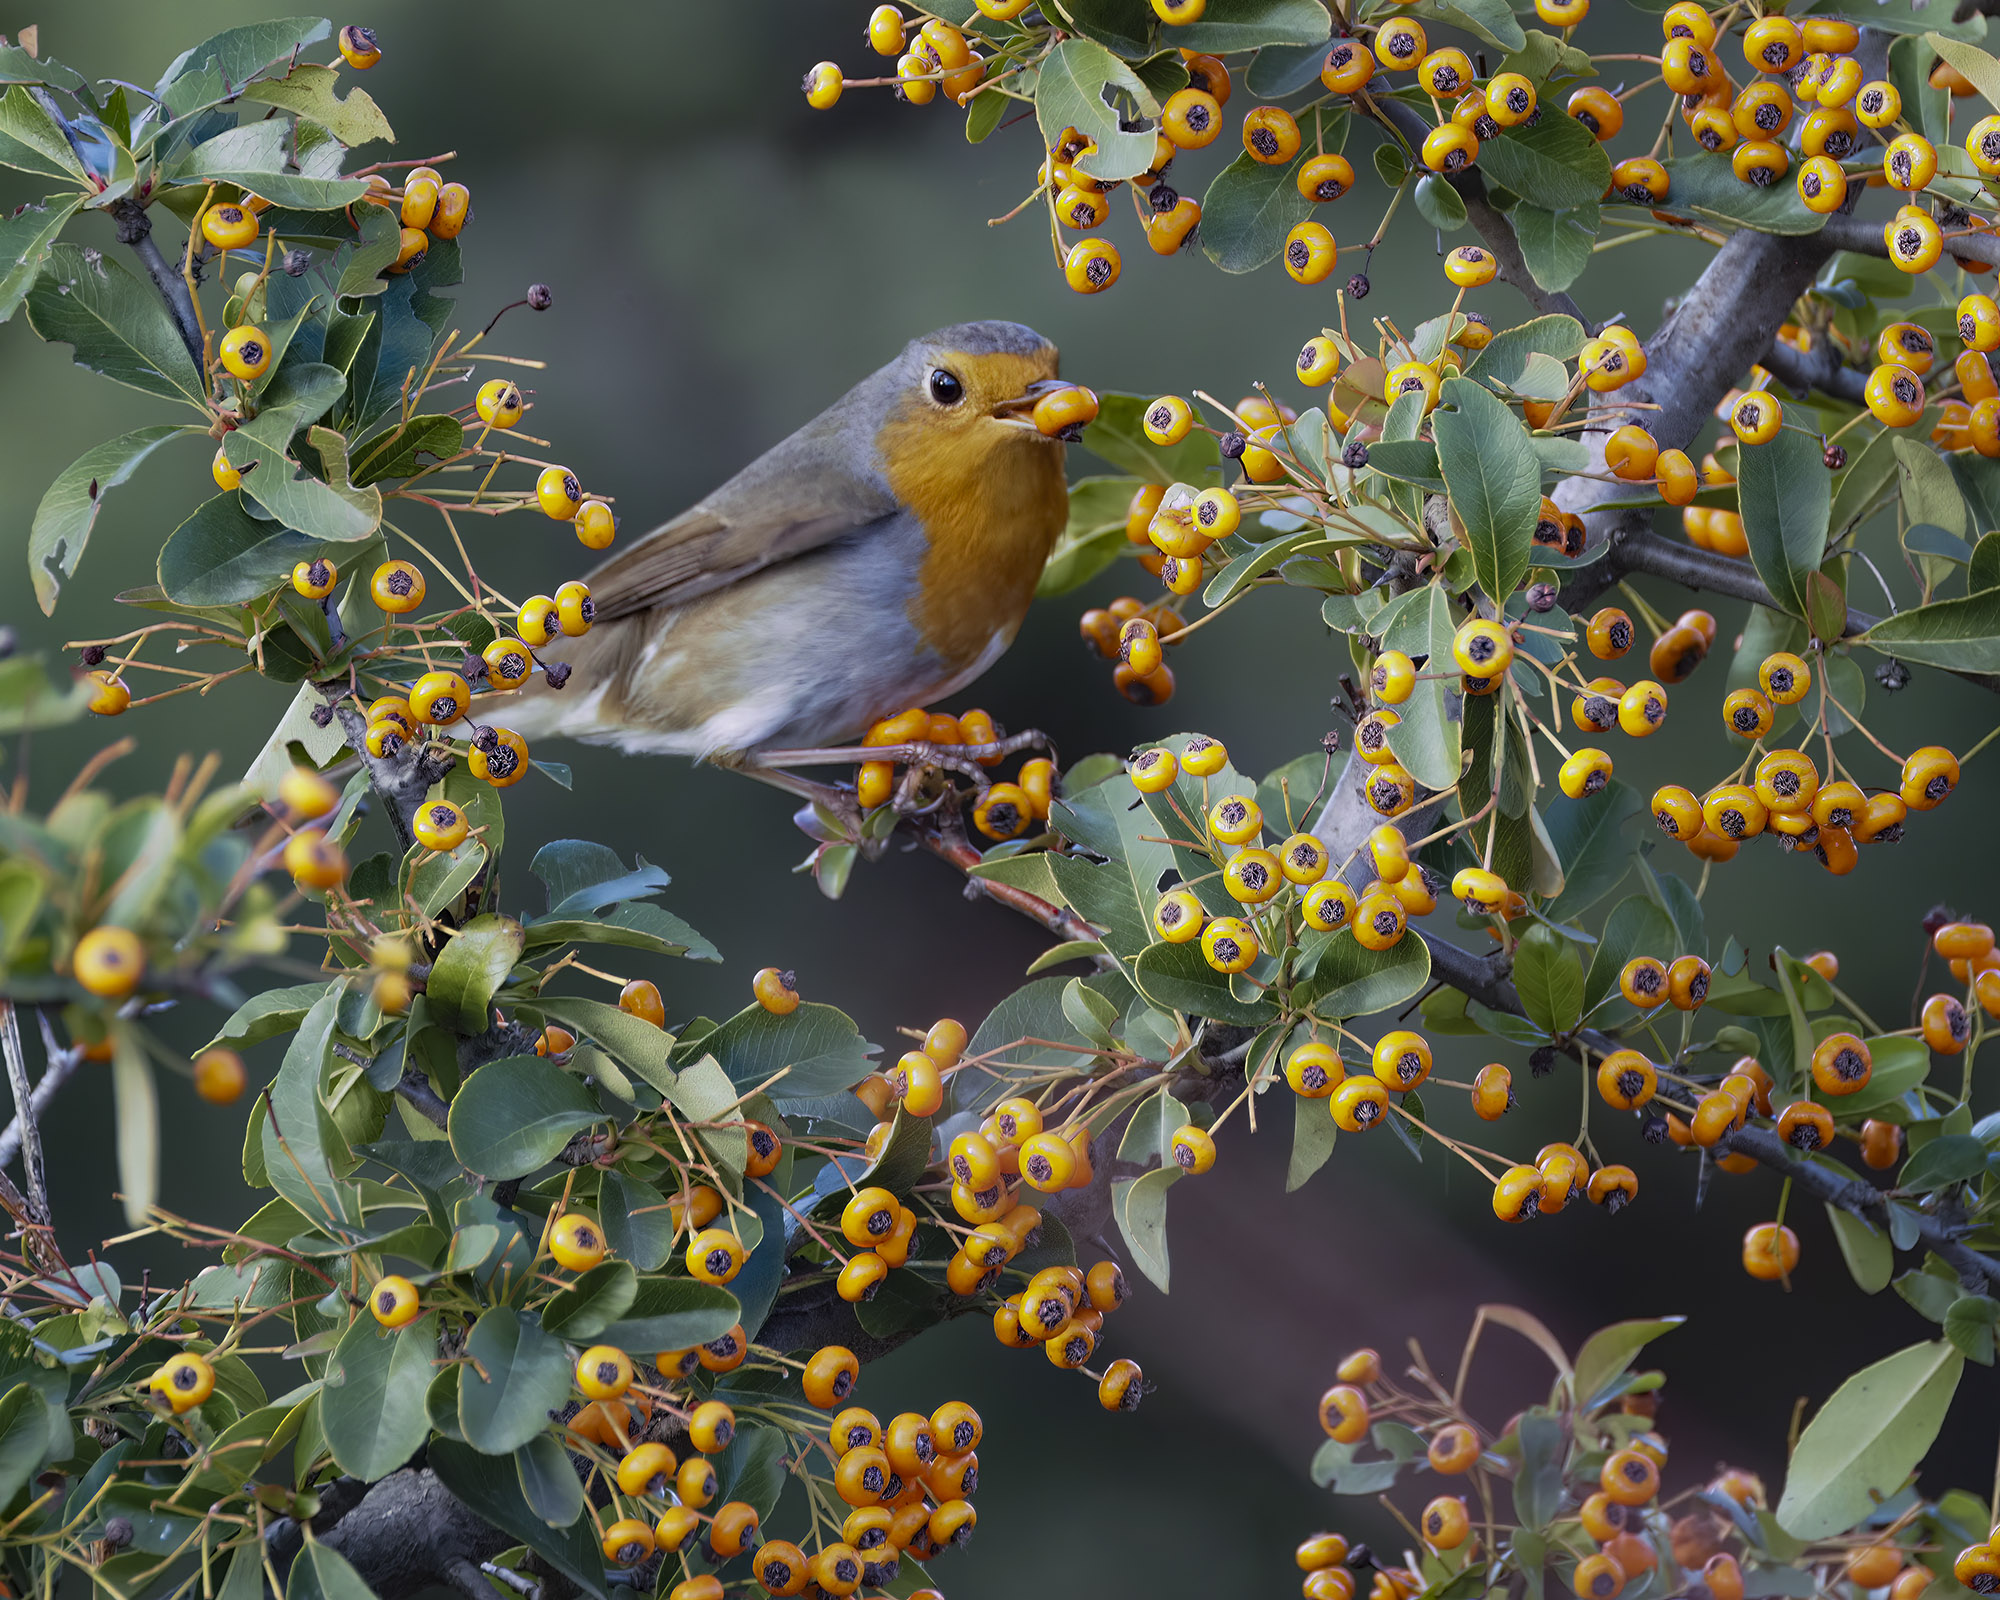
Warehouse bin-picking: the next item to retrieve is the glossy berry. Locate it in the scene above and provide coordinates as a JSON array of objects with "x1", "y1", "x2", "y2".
[
  {"x1": 370, "y1": 559, "x2": 425, "y2": 614},
  {"x1": 219, "y1": 323, "x2": 271, "y2": 380},
  {"x1": 474, "y1": 378, "x2": 523, "y2": 430},
  {"x1": 412, "y1": 800, "x2": 468, "y2": 852},
  {"x1": 546, "y1": 1212, "x2": 606, "y2": 1271},
  {"x1": 369, "y1": 1274, "x2": 420, "y2": 1328},
  {"x1": 753, "y1": 967, "x2": 800, "y2": 1014}
]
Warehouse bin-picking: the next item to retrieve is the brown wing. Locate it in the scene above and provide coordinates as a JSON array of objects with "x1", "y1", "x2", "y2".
[{"x1": 585, "y1": 408, "x2": 902, "y2": 624}]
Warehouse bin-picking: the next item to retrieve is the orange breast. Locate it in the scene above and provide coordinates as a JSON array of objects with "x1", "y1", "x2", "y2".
[{"x1": 879, "y1": 412, "x2": 1068, "y2": 669}]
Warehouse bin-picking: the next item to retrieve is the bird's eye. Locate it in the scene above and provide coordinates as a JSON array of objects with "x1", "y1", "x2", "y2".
[{"x1": 929, "y1": 368, "x2": 964, "y2": 405}]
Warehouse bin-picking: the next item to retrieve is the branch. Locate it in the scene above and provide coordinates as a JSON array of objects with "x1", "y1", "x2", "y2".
[
  {"x1": 1758, "y1": 332, "x2": 1867, "y2": 405},
  {"x1": 1716, "y1": 1125, "x2": 2000, "y2": 1294},
  {"x1": 907, "y1": 807, "x2": 1108, "y2": 959},
  {"x1": 1360, "y1": 95, "x2": 1585, "y2": 323},
  {"x1": 1557, "y1": 527, "x2": 2000, "y2": 695},
  {"x1": 0, "y1": 1014, "x2": 82, "y2": 1173},
  {"x1": 327, "y1": 691, "x2": 453, "y2": 854},
  {"x1": 0, "y1": 1006, "x2": 48, "y2": 1227},
  {"x1": 1817, "y1": 211, "x2": 2000, "y2": 272},
  {"x1": 1404, "y1": 922, "x2": 2000, "y2": 1295},
  {"x1": 268, "y1": 1468, "x2": 566, "y2": 1600},
  {"x1": 106, "y1": 199, "x2": 205, "y2": 373}
]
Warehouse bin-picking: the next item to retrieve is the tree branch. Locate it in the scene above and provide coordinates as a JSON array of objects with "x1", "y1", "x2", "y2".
[
  {"x1": 0, "y1": 1006, "x2": 48, "y2": 1227},
  {"x1": 105, "y1": 199, "x2": 205, "y2": 373},
  {"x1": 326, "y1": 691, "x2": 454, "y2": 854},
  {"x1": 1359, "y1": 95, "x2": 1585, "y2": 323},
  {"x1": 1402, "y1": 922, "x2": 2000, "y2": 1295},
  {"x1": 1817, "y1": 211, "x2": 2000, "y2": 271},
  {"x1": 1758, "y1": 331, "x2": 1867, "y2": 404},
  {"x1": 0, "y1": 1014, "x2": 82, "y2": 1173}
]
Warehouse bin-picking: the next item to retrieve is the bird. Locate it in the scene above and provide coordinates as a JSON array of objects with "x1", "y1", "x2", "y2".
[{"x1": 500, "y1": 321, "x2": 1071, "y2": 798}]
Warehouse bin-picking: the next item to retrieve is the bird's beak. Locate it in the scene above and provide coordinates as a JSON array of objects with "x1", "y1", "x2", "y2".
[{"x1": 991, "y1": 377, "x2": 1073, "y2": 432}]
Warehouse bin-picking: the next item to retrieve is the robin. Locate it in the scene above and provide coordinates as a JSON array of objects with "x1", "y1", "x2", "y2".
[{"x1": 503, "y1": 321, "x2": 1071, "y2": 798}]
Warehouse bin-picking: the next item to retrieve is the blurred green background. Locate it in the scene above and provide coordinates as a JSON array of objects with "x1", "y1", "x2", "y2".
[{"x1": 5, "y1": 2, "x2": 1999, "y2": 1592}]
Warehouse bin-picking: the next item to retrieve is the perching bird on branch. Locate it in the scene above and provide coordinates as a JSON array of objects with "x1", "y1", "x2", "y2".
[{"x1": 503, "y1": 321, "x2": 1071, "y2": 794}]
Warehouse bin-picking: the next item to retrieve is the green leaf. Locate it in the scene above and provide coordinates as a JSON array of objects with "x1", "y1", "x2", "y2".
[
  {"x1": 1112, "y1": 1165, "x2": 1181, "y2": 1291},
  {"x1": 1543, "y1": 779, "x2": 1642, "y2": 920},
  {"x1": 1361, "y1": 439, "x2": 1444, "y2": 492},
  {"x1": 241, "y1": 63, "x2": 394, "y2": 147},
  {"x1": 1035, "y1": 38, "x2": 1160, "y2": 184},
  {"x1": 1511, "y1": 1408, "x2": 1566, "y2": 1529},
  {"x1": 1899, "y1": 1134, "x2": 1991, "y2": 1190},
  {"x1": 1466, "y1": 314, "x2": 1589, "y2": 390},
  {"x1": 1860, "y1": 588, "x2": 2000, "y2": 671},
  {"x1": 156, "y1": 492, "x2": 325, "y2": 609},
  {"x1": 1659, "y1": 151, "x2": 1825, "y2": 234},
  {"x1": 1583, "y1": 895, "x2": 1676, "y2": 1012},
  {"x1": 1132, "y1": 940, "x2": 1279, "y2": 1026},
  {"x1": 595, "y1": 1276, "x2": 742, "y2": 1354},
  {"x1": 0, "y1": 1384, "x2": 53, "y2": 1510},
  {"x1": 1201, "y1": 150, "x2": 1312, "y2": 274},
  {"x1": 1478, "y1": 113, "x2": 1610, "y2": 212},
  {"x1": 169, "y1": 120, "x2": 373, "y2": 209},
  {"x1": 1436, "y1": 375, "x2": 1542, "y2": 603},
  {"x1": 1894, "y1": 436, "x2": 1969, "y2": 537},
  {"x1": 225, "y1": 366, "x2": 384, "y2": 541},
  {"x1": 1246, "y1": 42, "x2": 1330, "y2": 96},
  {"x1": 1514, "y1": 924, "x2": 1583, "y2": 1035},
  {"x1": 1944, "y1": 1296, "x2": 2000, "y2": 1365},
  {"x1": 530, "y1": 997, "x2": 672, "y2": 1092},
  {"x1": 0, "y1": 47, "x2": 84, "y2": 92},
  {"x1": 429, "y1": 1439, "x2": 609, "y2": 1598},
  {"x1": 965, "y1": 85, "x2": 1008, "y2": 143},
  {"x1": 1039, "y1": 476, "x2": 1135, "y2": 597},
  {"x1": 599, "y1": 1169, "x2": 677, "y2": 1272},
  {"x1": 1927, "y1": 34, "x2": 2000, "y2": 102},
  {"x1": 515, "y1": 1430, "x2": 587, "y2": 1527},
  {"x1": 1165, "y1": 0, "x2": 1330, "y2": 50},
  {"x1": 1120, "y1": 1085, "x2": 1192, "y2": 1169},
  {"x1": 1833, "y1": 427, "x2": 1901, "y2": 539},
  {"x1": 320, "y1": 1313, "x2": 436, "y2": 1480},
  {"x1": 1288, "y1": 1090, "x2": 1337, "y2": 1191},
  {"x1": 448, "y1": 1057, "x2": 604, "y2": 1179},
  {"x1": 1825, "y1": 1206, "x2": 1894, "y2": 1296},
  {"x1": 1970, "y1": 530, "x2": 2000, "y2": 591},
  {"x1": 1896, "y1": 1269, "x2": 1961, "y2": 1323},
  {"x1": 1296, "y1": 927, "x2": 1432, "y2": 1020},
  {"x1": 541, "y1": 1261, "x2": 639, "y2": 1342},
  {"x1": 1827, "y1": 1035, "x2": 1930, "y2": 1118},
  {"x1": 703, "y1": 1001, "x2": 874, "y2": 1096},
  {"x1": 1414, "y1": 173, "x2": 1469, "y2": 231},
  {"x1": 26, "y1": 244, "x2": 206, "y2": 411},
  {"x1": 1572, "y1": 1317, "x2": 1682, "y2": 1407},
  {"x1": 1417, "y1": 0, "x2": 1526, "y2": 49},
  {"x1": 260, "y1": 989, "x2": 354, "y2": 1227},
  {"x1": 285, "y1": 1539, "x2": 378, "y2": 1600},
  {"x1": 429, "y1": 915, "x2": 526, "y2": 1034},
  {"x1": 0, "y1": 193, "x2": 82, "y2": 323},
  {"x1": 29, "y1": 425, "x2": 197, "y2": 615},
  {"x1": 1736, "y1": 408, "x2": 1831, "y2": 619},
  {"x1": 1381, "y1": 583, "x2": 1462, "y2": 790},
  {"x1": 457, "y1": 1307, "x2": 573, "y2": 1455},
  {"x1": 0, "y1": 86, "x2": 87, "y2": 183},
  {"x1": 717, "y1": 1424, "x2": 790, "y2": 1522},
  {"x1": 1510, "y1": 203, "x2": 1599, "y2": 293},
  {"x1": 158, "y1": 19, "x2": 333, "y2": 107},
  {"x1": 1774, "y1": 1340, "x2": 1963, "y2": 1538}
]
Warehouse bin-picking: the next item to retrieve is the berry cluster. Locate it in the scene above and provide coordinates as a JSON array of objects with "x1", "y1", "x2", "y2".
[
  {"x1": 852, "y1": 706, "x2": 1060, "y2": 841},
  {"x1": 1300, "y1": 1333, "x2": 1958, "y2": 1600}
]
